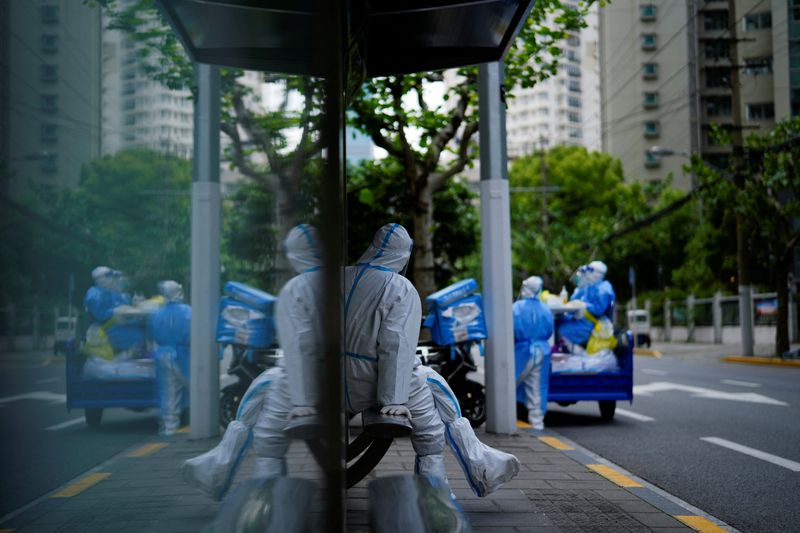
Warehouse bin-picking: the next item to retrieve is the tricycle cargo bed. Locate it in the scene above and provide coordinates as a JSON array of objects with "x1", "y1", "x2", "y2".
[{"x1": 547, "y1": 331, "x2": 634, "y2": 403}]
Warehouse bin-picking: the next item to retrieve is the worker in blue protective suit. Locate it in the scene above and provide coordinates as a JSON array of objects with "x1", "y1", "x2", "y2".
[
  {"x1": 151, "y1": 280, "x2": 191, "y2": 436},
  {"x1": 557, "y1": 260, "x2": 616, "y2": 348},
  {"x1": 83, "y1": 266, "x2": 144, "y2": 359},
  {"x1": 513, "y1": 276, "x2": 554, "y2": 430}
]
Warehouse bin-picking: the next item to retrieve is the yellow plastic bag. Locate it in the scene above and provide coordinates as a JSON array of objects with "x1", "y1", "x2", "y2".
[
  {"x1": 83, "y1": 324, "x2": 114, "y2": 361},
  {"x1": 585, "y1": 316, "x2": 617, "y2": 355}
]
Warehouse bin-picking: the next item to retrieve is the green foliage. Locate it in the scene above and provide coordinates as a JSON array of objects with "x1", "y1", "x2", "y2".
[
  {"x1": 346, "y1": 160, "x2": 479, "y2": 286},
  {"x1": 509, "y1": 146, "x2": 702, "y2": 299}
]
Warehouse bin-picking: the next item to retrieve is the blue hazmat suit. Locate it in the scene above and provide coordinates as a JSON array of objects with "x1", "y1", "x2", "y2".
[
  {"x1": 513, "y1": 277, "x2": 554, "y2": 429},
  {"x1": 151, "y1": 287, "x2": 191, "y2": 435},
  {"x1": 557, "y1": 278, "x2": 615, "y2": 346},
  {"x1": 83, "y1": 282, "x2": 145, "y2": 352}
]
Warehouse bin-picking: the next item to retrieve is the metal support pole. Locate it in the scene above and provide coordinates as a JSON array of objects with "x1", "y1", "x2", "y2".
[
  {"x1": 189, "y1": 63, "x2": 221, "y2": 439},
  {"x1": 664, "y1": 299, "x2": 672, "y2": 342},
  {"x1": 712, "y1": 291, "x2": 723, "y2": 344},
  {"x1": 479, "y1": 61, "x2": 515, "y2": 435},
  {"x1": 686, "y1": 294, "x2": 695, "y2": 343}
]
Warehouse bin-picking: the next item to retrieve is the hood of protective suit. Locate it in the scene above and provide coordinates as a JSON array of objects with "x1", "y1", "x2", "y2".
[
  {"x1": 520, "y1": 276, "x2": 543, "y2": 299},
  {"x1": 574, "y1": 261, "x2": 606, "y2": 288},
  {"x1": 92, "y1": 266, "x2": 114, "y2": 289},
  {"x1": 356, "y1": 223, "x2": 413, "y2": 273},
  {"x1": 158, "y1": 280, "x2": 184, "y2": 302},
  {"x1": 284, "y1": 224, "x2": 322, "y2": 274}
]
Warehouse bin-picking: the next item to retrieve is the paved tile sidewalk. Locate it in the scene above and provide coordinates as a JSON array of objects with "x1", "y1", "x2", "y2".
[{"x1": 1, "y1": 426, "x2": 728, "y2": 532}]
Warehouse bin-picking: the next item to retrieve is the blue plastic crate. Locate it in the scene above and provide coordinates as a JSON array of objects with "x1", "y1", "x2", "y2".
[
  {"x1": 424, "y1": 280, "x2": 487, "y2": 346},
  {"x1": 216, "y1": 297, "x2": 275, "y2": 348},
  {"x1": 223, "y1": 281, "x2": 276, "y2": 312},
  {"x1": 425, "y1": 278, "x2": 479, "y2": 310}
]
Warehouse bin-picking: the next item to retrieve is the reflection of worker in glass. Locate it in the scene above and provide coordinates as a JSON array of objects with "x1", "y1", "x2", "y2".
[
  {"x1": 557, "y1": 260, "x2": 615, "y2": 349},
  {"x1": 151, "y1": 281, "x2": 191, "y2": 436},
  {"x1": 513, "y1": 276, "x2": 554, "y2": 430}
]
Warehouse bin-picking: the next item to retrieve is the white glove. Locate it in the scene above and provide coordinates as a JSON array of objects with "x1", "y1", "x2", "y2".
[
  {"x1": 380, "y1": 405, "x2": 412, "y2": 420},
  {"x1": 288, "y1": 406, "x2": 317, "y2": 420}
]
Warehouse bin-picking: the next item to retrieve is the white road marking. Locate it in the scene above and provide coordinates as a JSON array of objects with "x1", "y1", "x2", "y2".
[
  {"x1": 35, "y1": 377, "x2": 60, "y2": 384},
  {"x1": 45, "y1": 418, "x2": 85, "y2": 431},
  {"x1": 633, "y1": 381, "x2": 787, "y2": 406},
  {"x1": 641, "y1": 369, "x2": 667, "y2": 376},
  {"x1": 721, "y1": 379, "x2": 761, "y2": 388},
  {"x1": 0, "y1": 391, "x2": 67, "y2": 404},
  {"x1": 700, "y1": 437, "x2": 800, "y2": 472},
  {"x1": 615, "y1": 408, "x2": 655, "y2": 422}
]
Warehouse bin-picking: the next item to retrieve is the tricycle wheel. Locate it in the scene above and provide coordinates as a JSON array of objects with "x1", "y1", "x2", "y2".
[
  {"x1": 462, "y1": 380, "x2": 486, "y2": 428},
  {"x1": 220, "y1": 384, "x2": 245, "y2": 429},
  {"x1": 85, "y1": 408, "x2": 103, "y2": 428},
  {"x1": 598, "y1": 401, "x2": 616, "y2": 421}
]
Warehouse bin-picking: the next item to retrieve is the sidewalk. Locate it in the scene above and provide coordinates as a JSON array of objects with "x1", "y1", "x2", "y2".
[{"x1": 0, "y1": 426, "x2": 733, "y2": 533}]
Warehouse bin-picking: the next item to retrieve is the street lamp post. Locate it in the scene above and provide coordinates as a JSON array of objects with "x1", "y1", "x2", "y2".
[{"x1": 647, "y1": 145, "x2": 754, "y2": 357}]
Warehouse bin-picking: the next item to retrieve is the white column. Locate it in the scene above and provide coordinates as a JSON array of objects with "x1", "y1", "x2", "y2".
[
  {"x1": 479, "y1": 61, "x2": 515, "y2": 435},
  {"x1": 190, "y1": 64, "x2": 221, "y2": 439}
]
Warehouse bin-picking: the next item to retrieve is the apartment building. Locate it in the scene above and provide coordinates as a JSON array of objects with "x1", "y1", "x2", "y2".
[
  {"x1": 601, "y1": 0, "x2": 793, "y2": 190},
  {"x1": 505, "y1": 2, "x2": 602, "y2": 157},
  {"x1": 2, "y1": 0, "x2": 102, "y2": 194}
]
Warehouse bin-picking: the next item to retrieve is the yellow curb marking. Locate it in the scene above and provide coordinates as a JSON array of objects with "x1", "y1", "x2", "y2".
[
  {"x1": 675, "y1": 515, "x2": 728, "y2": 532},
  {"x1": 51, "y1": 472, "x2": 110, "y2": 498},
  {"x1": 0, "y1": 528, "x2": 16, "y2": 532},
  {"x1": 177, "y1": 426, "x2": 190, "y2": 434},
  {"x1": 516, "y1": 420, "x2": 533, "y2": 429},
  {"x1": 633, "y1": 348, "x2": 662, "y2": 358},
  {"x1": 127, "y1": 442, "x2": 168, "y2": 458},
  {"x1": 721, "y1": 356, "x2": 800, "y2": 368},
  {"x1": 538, "y1": 436, "x2": 574, "y2": 450},
  {"x1": 587, "y1": 464, "x2": 642, "y2": 488}
]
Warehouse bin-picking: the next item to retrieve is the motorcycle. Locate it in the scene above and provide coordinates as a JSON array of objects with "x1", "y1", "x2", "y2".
[
  {"x1": 219, "y1": 344, "x2": 282, "y2": 428},
  {"x1": 416, "y1": 340, "x2": 486, "y2": 428}
]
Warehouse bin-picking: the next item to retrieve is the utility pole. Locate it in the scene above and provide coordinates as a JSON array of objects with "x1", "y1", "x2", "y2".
[{"x1": 727, "y1": 0, "x2": 754, "y2": 356}]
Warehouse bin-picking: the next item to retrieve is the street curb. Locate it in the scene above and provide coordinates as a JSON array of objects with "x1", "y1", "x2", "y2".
[
  {"x1": 526, "y1": 428, "x2": 740, "y2": 533},
  {"x1": 634, "y1": 348, "x2": 662, "y2": 358},
  {"x1": 721, "y1": 356, "x2": 800, "y2": 367}
]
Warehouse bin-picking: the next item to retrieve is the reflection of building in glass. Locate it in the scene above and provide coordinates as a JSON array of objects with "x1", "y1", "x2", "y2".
[
  {"x1": 600, "y1": 0, "x2": 792, "y2": 191},
  {"x1": 2, "y1": 0, "x2": 102, "y2": 193},
  {"x1": 505, "y1": 3, "x2": 601, "y2": 158},
  {"x1": 101, "y1": 1, "x2": 193, "y2": 159}
]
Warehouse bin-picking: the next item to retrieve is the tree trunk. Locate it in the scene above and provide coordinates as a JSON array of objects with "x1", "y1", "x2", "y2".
[
  {"x1": 413, "y1": 186, "x2": 437, "y2": 300},
  {"x1": 776, "y1": 258, "x2": 791, "y2": 356}
]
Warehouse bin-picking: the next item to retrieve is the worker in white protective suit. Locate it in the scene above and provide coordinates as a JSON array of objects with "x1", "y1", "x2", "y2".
[
  {"x1": 150, "y1": 280, "x2": 191, "y2": 436},
  {"x1": 513, "y1": 276, "x2": 554, "y2": 430}
]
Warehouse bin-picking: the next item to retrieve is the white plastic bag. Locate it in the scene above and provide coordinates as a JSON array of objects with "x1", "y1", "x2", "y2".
[{"x1": 445, "y1": 418, "x2": 520, "y2": 497}]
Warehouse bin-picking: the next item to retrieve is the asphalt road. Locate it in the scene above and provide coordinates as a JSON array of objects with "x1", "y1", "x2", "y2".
[
  {"x1": 546, "y1": 347, "x2": 800, "y2": 533},
  {"x1": 0, "y1": 350, "x2": 159, "y2": 518}
]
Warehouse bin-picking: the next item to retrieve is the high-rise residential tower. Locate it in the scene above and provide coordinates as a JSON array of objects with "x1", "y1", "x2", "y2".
[
  {"x1": 601, "y1": 0, "x2": 793, "y2": 190},
  {"x1": 2, "y1": 0, "x2": 102, "y2": 194},
  {"x1": 505, "y1": 2, "x2": 602, "y2": 157}
]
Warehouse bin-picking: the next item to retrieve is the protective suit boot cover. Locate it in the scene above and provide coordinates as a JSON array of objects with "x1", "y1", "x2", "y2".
[
  {"x1": 253, "y1": 456, "x2": 287, "y2": 479},
  {"x1": 414, "y1": 454, "x2": 451, "y2": 492},
  {"x1": 182, "y1": 420, "x2": 252, "y2": 501},
  {"x1": 446, "y1": 418, "x2": 520, "y2": 497}
]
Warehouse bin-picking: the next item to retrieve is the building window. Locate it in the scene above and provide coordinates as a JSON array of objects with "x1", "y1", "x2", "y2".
[
  {"x1": 645, "y1": 150, "x2": 661, "y2": 168},
  {"x1": 792, "y1": 0, "x2": 800, "y2": 22},
  {"x1": 744, "y1": 56, "x2": 773, "y2": 75},
  {"x1": 641, "y1": 33, "x2": 657, "y2": 50},
  {"x1": 704, "y1": 11, "x2": 729, "y2": 31},
  {"x1": 567, "y1": 34, "x2": 580, "y2": 47},
  {"x1": 567, "y1": 50, "x2": 581, "y2": 63},
  {"x1": 40, "y1": 64, "x2": 59, "y2": 83},
  {"x1": 568, "y1": 127, "x2": 582, "y2": 139},
  {"x1": 747, "y1": 102, "x2": 775, "y2": 120},
  {"x1": 644, "y1": 121, "x2": 660, "y2": 138},
  {"x1": 705, "y1": 96, "x2": 732, "y2": 117},
  {"x1": 41, "y1": 124, "x2": 58, "y2": 143},
  {"x1": 568, "y1": 112, "x2": 580, "y2": 123},
  {"x1": 640, "y1": 4, "x2": 656, "y2": 21},
  {"x1": 41, "y1": 34, "x2": 59, "y2": 54},
  {"x1": 40, "y1": 94, "x2": 58, "y2": 113},
  {"x1": 643, "y1": 92, "x2": 659, "y2": 109},
  {"x1": 643, "y1": 62, "x2": 658, "y2": 80},
  {"x1": 567, "y1": 65, "x2": 581, "y2": 77},
  {"x1": 744, "y1": 11, "x2": 772, "y2": 31},
  {"x1": 568, "y1": 80, "x2": 581, "y2": 92},
  {"x1": 124, "y1": 99, "x2": 136, "y2": 111},
  {"x1": 705, "y1": 67, "x2": 730, "y2": 88},
  {"x1": 123, "y1": 83, "x2": 136, "y2": 95},
  {"x1": 41, "y1": 154, "x2": 58, "y2": 174},
  {"x1": 124, "y1": 115, "x2": 136, "y2": 126},
  {"x1": 704, "y1": 40, "x2": 729, "y2": 61},
  {"x1": 41, "y1": 5, "x2": 59, "y2": 23},
  {"x1": 568, "y1": 96, "x2": 582, "y2": 108}
]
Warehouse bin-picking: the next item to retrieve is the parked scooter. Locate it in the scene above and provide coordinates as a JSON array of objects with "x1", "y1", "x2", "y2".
[
  {"x1": 219, "y1": 344, "x2": 281, "y2": 428},
  {"x1": 417, "y1": 340, "x2": 486, "y2": 428}
]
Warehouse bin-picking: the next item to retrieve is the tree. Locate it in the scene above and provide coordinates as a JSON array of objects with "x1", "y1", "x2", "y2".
[
  {"x1": 94, "y1": 0, "x2": 599, "y2": 297},
  {"x1": 695, "y1": 118, "x2": 800, "y2": 355},
  {"x1": 508, "y1": 146, "x2": 701, "y2": 301}
]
